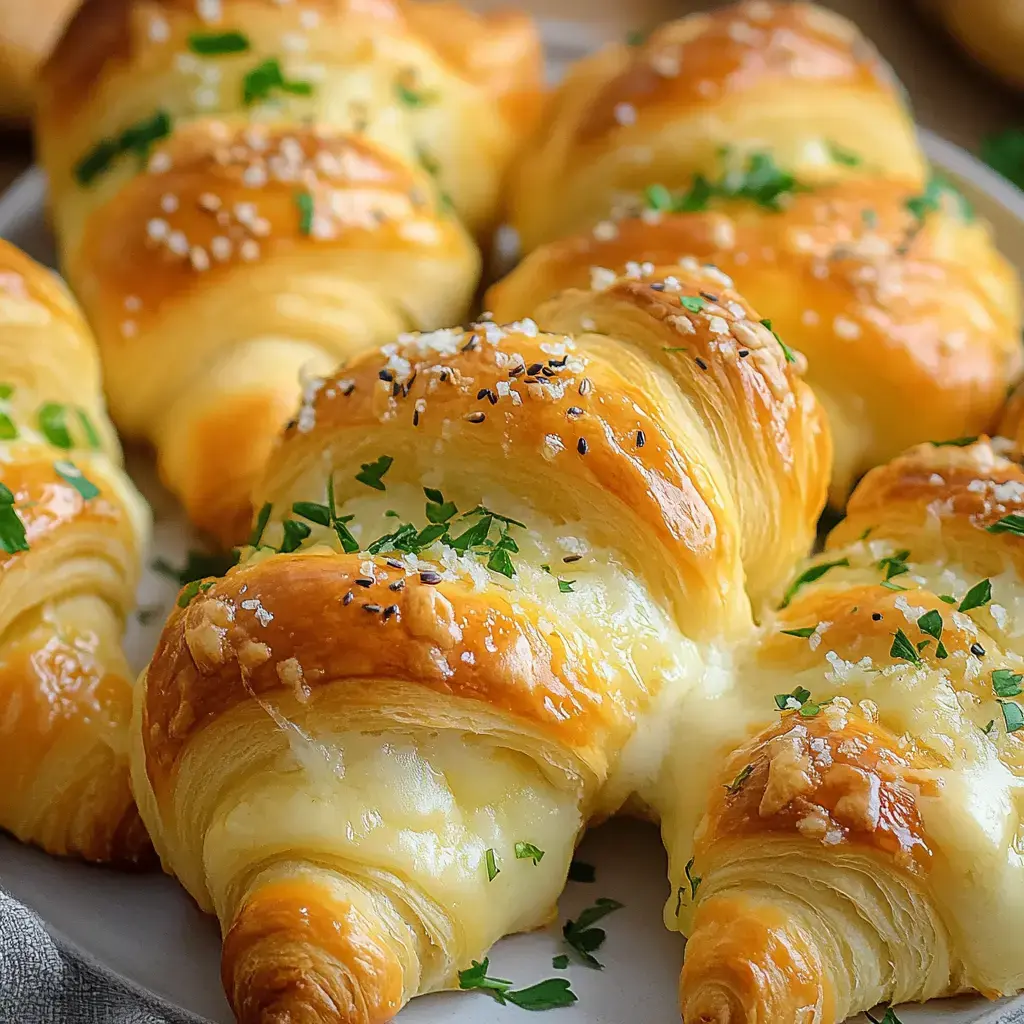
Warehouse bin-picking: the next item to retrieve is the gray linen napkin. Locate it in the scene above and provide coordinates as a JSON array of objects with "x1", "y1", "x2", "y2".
[{"x1": 0, "y1": 888, "x2": 207, "y2": 1024}]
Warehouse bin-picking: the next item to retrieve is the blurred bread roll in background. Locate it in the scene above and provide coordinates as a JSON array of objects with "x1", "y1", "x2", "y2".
[
  {"x1": 0, "y1": 0, "x2": 79, "y2": 121},
  {"x1": 918, "y1": 0, "x2": 1024, "y2": 91}
]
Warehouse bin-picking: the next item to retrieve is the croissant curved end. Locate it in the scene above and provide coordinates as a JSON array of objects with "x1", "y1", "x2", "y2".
[
  {"x1": 222, "y1": 878, "x2": 405, "y2": 1024},
  {"x1": 680, "y1": 893, "x2": 831, "y2": 1024}
]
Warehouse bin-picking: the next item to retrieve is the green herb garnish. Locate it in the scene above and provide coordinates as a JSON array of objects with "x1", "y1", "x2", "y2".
[
  {"x1": 294, "y1": 190, "x2": 314, "y2": 236},
  {"x1": 725, "y1": 764, "x2": 754, "y2": 794},
  {"x1": 187, "y1": 30, "x2": 250, "y2": 55},
  {"x1": 878, "y1": 549, "x2": 910, "y2": 580},
  {"x1": 74, "y1": 110, "x2": 173, "y2": 187},
  {"x1": 0, "y1": 482, "x2": 28, "y2": 554},
  {"x1": 680, "y1": 295, "x2": 706, "y2": 313},
  {"x1": 781, "y1": 625, "x2": 817, "y2": 638},
  {"x1": 760, "y1": 318, "x2": 796, "y2": 363},
  {"x1": 992, "y1": 669, "x2": 1023, "y2": 698},
  {"x1": 54, "y1": 460, "x2": 100, "y2": 500},
  {"x1": 779, "y1": 558, "x2": 849, "y2": 608},
  {"x1": 866, "y1": 1008, "x2": 904, "y2": 1024},
  {"x1": 987, "y1": 514, "x2": 1024, "y2": 536},
  {"x1": 177, "y1": 579, "x2": 215, "y2": 608},
  {"x1": 562, "y1": 898, "x2": 624, "y2": 969},
  {"x1": 485, "y1": 848, "x2": 499, "y2": 881},
  {"x1": 1000, "y1": 700, "x2": 1024, "y2": 733},
  {"x1": 242, "y1": 57, "x2": 312, "y2": 106},
  {"x1": 980, "y1": 129, "x2": 1024, "y2": 191},
  {"x1": 930, "y1": 436, "x2": 978, "y2": 447},
  {"x1": 278, "y1": 519, "x2": 311, "y2": 553},
  {"x1": 552, "y1": 954, "x2": 570, "y2": 970},
  {"x1": 959, "y1": 578, "x2": 992, "y2": 612},
  {"x1": 917, "y1": 609, "x2": 948, "y2": 658},
  {"x1": 905, "y1": 172, "x2": 973, "y2": 223},
  {"x1": 685, "y1": 857, "x2": 701, "y2": 899},
  {"x1": 515, "y1": 842, "x2": 545, "y2": 865},
  {"x1": 355, "y1": 454, "x2": 393, "y2": 491},
  {"x1": 395, "y1": 81, "x2": 435, "y2": 107},
  {"x1": 890, "y1": 627, "x2": 921, "y2": 666},
  {"x1": 774, "y1": 685, "x2": 831, "y2": 717},
  {"x1": 249, "y1": 502, "x2": 272, "y2": 547},
  {"x1": 424, "y1": 486, "x2": 458, "y2": 523},
  {"x1": 826, "y1": 140, "x2": 861, "y2": 167},
  {"x1": 457, "y1": 959, "x2": 577, "y2": 1010}
]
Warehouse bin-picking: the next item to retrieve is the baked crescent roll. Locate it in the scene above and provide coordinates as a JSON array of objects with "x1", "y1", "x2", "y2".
[
  {"x1": 0, "y1": 0, "x2": 78, "y2": 122},
  {"x1": 489, "y1": 179, "x2": 1023, "y2": 502},
  {"x1": 35, "y1": 0, "x2": 542, "y2": 544},
  {"x1": 917, "y1": 0, "x2": 1024, "y2": 91},
  {"x1": 663, "y1": 437, "x2": 1024, "y2": 1022},
  {"x1": 507, "y1": 0, "x2": 926, "y2": 253},
  {"x1": 0, "y1": 239, "x2": 151, "y2": 864},
  {"x1": 132, "y1": 264, "x2": 829, "y2": 1023}
]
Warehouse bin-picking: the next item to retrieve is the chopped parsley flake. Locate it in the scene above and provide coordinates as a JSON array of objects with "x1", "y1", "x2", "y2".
[
  {"x1": 457, "y1": 959, "x2": 577, "y2": 1010},
  {"x1": 562, "y1": 898, "x2": 623, "y2": 969},
  {"x1": 826, "y1": 140, "x2": 861, "y2": 167},
  {"x1": 930, "y1": 436, "x2": 978, "y2": 447},
  {"x1": 37, "y1": 402, "x2": 101, "y2": 451},
  {"x1": 485, "y1": 848, "x2": 499, "y2": 881},
  {"x1": 725, "y1": 763, "x2": 754, "y2": 794},
  {"x1": 177, "y1": 579, "x2": 215, "y2": 608},
  {"x1": 760, "y1": 318, "x2": 797, "y2": 363},
  {"x1": 294, "y1": 190, "x2": 314, "y2": 235},
  {"x1": 779, "y1": 558, "x2": 849, "y2": 608},
  {"x1": 249, "y1": 502, "x2": 272, "y2": 546},
  {"x1": 680, "y1": 295, "x2": 706, "y2": 313},
  {"x1": 781, "y1": 625, "x2": 817, "y2": 638},
  {"x1": 866, "y1": 1009, "x2": 905, "y2": 1024},
  {"x1": 74, "y1": 110, "x2": 173, "y2": 186},
  {"x1": 54, "y1": 460, "x2": 100, "y2": 500},
  {"x1": 187, "y1": 30, "x2": 250, "y2": 55},
  {"x1": 958, "y1": 578, "x2": 992, "y2": 612},
  {"x1": 685, "y1": 857, "x2": 701, "y2": 900},
  {"x1": 878, "y1": 549, "x2": 910, "y2": 580},
  {"x1": 890, "y1": 627, "x2": 921, "y2": 666},
  {"x1": 514, "y1": 842, "x2": 545, "y2": 865},
  {"x1": 905, "y1": 172, "x2": 973, "y2": 223},
  {"x1": 1000, "y1": 700, "x2": 1024, "y2": 733},
  {"x1": 395, "y1": 81, "x2": 435, "y2": 107},
  {"x1": 774, "y1": 685, "x2": 831, "y2": 717},
  {"x1": 917, "y1": 609, "x2": 948, "y2": 659},
  {"x1": 986, "y1": 514, "x2": 1024, "y2": 536},
  {"x1": 242, "y1": 58, "x2": 312, "y2": 106},
  {"x1": 355, "y1": 454, "x2": 393, "y2": 491},
  {"x1": 0, "y1": 482, "x2": 28, "y2": 554},
  {"x1": 552, "y1": 954, "x2": 570, "y2": 970},
  {"x1": 992, "y1": 669, "x2": 1023, "y2": 698}
]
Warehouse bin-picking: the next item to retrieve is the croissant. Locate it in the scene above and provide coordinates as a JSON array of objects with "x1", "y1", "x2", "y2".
[
  {"x1": 0, "y1": 239, "x2": 151, "y2": 864},
  {"x1": 131, "y1": 263, "x2": 829, "y2": 1023},
  {"x1": 35, "y1": 0, "x2": 542, "y2": 544},
  {"x1": 496, "y1": 0, "x2": 1022, "y2": 502},
  {"x1": 668, "y1": 435, "x2": 1024, "y2": 1022}
]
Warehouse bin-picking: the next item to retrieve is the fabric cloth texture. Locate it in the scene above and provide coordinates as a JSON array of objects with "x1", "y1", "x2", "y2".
[{"x1": 0, "y1": 887, "x2": 206, "y2": 1024}]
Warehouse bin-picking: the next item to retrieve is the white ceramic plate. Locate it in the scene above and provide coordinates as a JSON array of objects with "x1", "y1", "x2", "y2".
[{"x1": 1, "y1": 45, "x2": 1024, "y2": 1024}]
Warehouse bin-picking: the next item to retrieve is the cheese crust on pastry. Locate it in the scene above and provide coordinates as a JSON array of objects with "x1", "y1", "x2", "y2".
[
  {"x1": 132, "y1": 265, "x2": 828, "y2": 1023},
  {"x1": 0, "y1": 239, "x2": 151, "y2": 864},
  {"x1": 35, "y1": 0, "x2": 542, "y2": 543}
]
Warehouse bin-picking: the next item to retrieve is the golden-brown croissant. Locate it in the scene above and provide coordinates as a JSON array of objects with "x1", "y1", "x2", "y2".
[
  {"x1": 917, "y1": 0, "x2": 1024, "y2": 91},
  {"x1": 0, "y1": 238, "x2": 151, "y2": 864},
  {"x1": 131, "y1": 263, "x2": 829, "y2": 1023},
  {"x1": 496, "y1": 0, "x2": 1022, "y2": 503},
  {"x1": 35, "y1": 0, "x2": 542, "y2": 544},
  {"x1": 666, "y1": 436, "x2": 1024, "y2": 1022}
]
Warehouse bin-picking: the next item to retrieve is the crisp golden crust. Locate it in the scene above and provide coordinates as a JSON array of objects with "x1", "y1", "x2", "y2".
[
  {"x1": 142, "y1": 551, "x2": 621, "y2": 801},
  {"x1": 700, "y1": 715, "x2": 935, "y2": 874},
  {"x1": 508, "y1": 1, "x2": 925, "y2": 249},
  {"x1": 223, "y1": 877, "x2": 405, "y2": 1024},
  {"x1": 0, "y1": 240, "x2": 150, "y2": 865},
  {"x1": 680, "y1": 893, "x2": 833, "y2": 1024},
  {"x1": 37, "y1": 0, "x2": 539, "y2": 543},
  {"x1": 527, "y1": 266, "x2": 830, "y2": 609},
  {"x1": 491, "y1": 179, "x2": 1022, "y2": 502},
  {"x1": 70, "y1": 122, "x2": 471, "y2": 342}
]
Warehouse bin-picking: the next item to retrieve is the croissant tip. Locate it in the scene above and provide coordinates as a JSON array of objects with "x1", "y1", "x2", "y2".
[{"x1": 222, "y1": 878, "x2": 405, "y2": 1024}]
